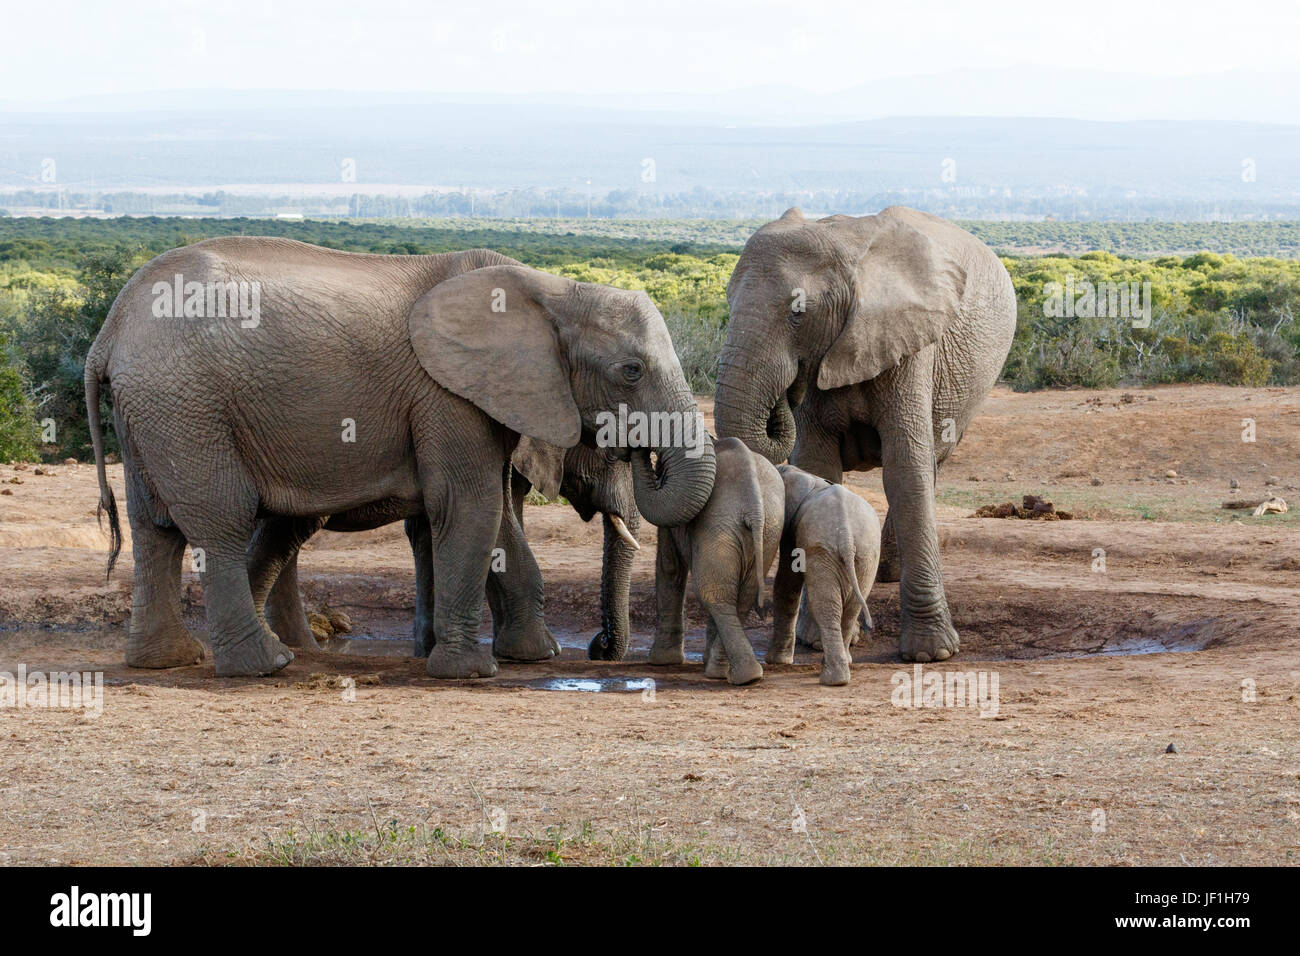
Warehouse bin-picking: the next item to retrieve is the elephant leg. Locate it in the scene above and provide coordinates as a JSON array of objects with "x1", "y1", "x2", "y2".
[
  {"x1": 877, "y1": 361, "x2": 959, "y2": 662},
  {"x1": 649, "y1": 529, "x2": 688, "y2": 665},
  {"x1": 123, "y1": 506, "x2": 205, "y2": 669},
  {"x1": 876, "y1": 509, "x2": 900, "y2": 583},
  {"x1": 118, "y1": 446, "x2": 204, "y2": 669},
  {"x1": 250, "y1": 516, "x2": 326, "y2": 651},
  {"x1": 423, "y1": 473, "x2": 501, "y2": 680},
  {"x1": 489, "y1": 466, "x2": 560, "y2": 662},
  {"x1": 794, "y1": 588, "x2": 822, "y2": 649},
  {"x1": 702, "y1": 617, "x2": 726, "y2": 679},
  {"x1": 701, "y1": 601, "x2": 762, "y2": 686},
  {"x1": 802, "y1": 549, "x2": 850, "y2": 685},
  {"x1": 165, "y1": 460, "x2": 293, "y2": 677},
  {"x1": 264, "y1": 551, "x2": 318, "y2": 650},
  {"x1": 404, "y1": 516, "x2": 437, "y2": 658},
  {"x1": 767, "y1": 536, "x2": 803, "y2": 665}
]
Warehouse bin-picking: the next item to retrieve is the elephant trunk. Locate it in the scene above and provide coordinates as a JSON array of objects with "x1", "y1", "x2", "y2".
[
  {"x1": 715, "y1": 346, "x2": 798, "y2": 464},
  {"x1": 588, "y1": 511, "x2": 640, "y2": 661},
  {"x1": 631, "y1": 436, "x2": 716, "y2": 529}
]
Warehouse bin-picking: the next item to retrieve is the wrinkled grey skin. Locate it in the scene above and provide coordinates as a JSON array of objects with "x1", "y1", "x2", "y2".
[
  {"x1": 262, "y1": 437, "x2": 641, "y2": 662},
  {"x1": 771, "y1": 465, "x2": 880, "y2": 686},
  {"x1": 646, "y1": 437, "x2": 783, "y2": 686},
  {"x1": 85, "y1": 238, "x2": 714, "y2": 679},
  {"x1": 713, "y1": 206, "x2": 1015, "y2": 663}
]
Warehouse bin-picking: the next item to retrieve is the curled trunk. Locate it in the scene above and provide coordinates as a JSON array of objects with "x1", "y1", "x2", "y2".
[
  {"x1": 714, "y1": 350, "x2": 797, "y2": 464},
  {"x1": 630, "y1": 438, "x2": 716, "y2": 528}
]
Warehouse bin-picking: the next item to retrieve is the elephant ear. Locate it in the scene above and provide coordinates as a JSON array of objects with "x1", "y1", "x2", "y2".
[
  {"x1": 408, "y1": 264, "x2": 582, "y2": 448},
  {"x1": 817, "y1": 217, "x2": 967, "y2": 390},
  {"x1": 512, "y1": 436, "x2": 565, "y2": 501}
]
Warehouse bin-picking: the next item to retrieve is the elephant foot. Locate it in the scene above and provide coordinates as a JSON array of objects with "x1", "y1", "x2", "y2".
[
  {"x1": 648, "y1": 634, "x2": 685, "y2": 666},
  {"x1": 587, "y1": 629, "x2": 628, "y2": 662},
  {"x1": 125, "y1": 627, "x2": 206, "y2": 669},
  {"x1": 213, "y1": 628, "x2": 294, "y2": 677},
  {"x1": 266, "y1": 606, "x2": 320, "y2": 651},
  {"x1": 493, "y1": 620, "x2": 560, "y2": 662},
  {"x1": 765, "y1": 636, "x2": 795, "y2": 666},
  {"x1": 819, "y1": 658, "x2": 851, "y2": 686},
  {"x1": 426, "y1": 641, "x2": 498, "y2": 679},
  {"x1": 274, "y1": 621, "x2": 323, "y2": 654},
  {"x1": 727, "y1": 656, "x2": 763, "y2": 686},
  {"x1": 898, "y1": 611, "x2": 959, "y2": 663},
  {"x1": 703, "y1": 654, "x2": 729, "y2": 680},
  {"x1": 413, "y1": 625, "x2": 435, "y2": 659}
]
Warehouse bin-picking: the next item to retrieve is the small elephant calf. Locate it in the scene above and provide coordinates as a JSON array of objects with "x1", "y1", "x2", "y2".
[
  {"x1": 646, "y1": 437, "x2": 783, "y2": 685},
  {"x1": 771, "y1": 465, "x2": 881, "y2": 685}
]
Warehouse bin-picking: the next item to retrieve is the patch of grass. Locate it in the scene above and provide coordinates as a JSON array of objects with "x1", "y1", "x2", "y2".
[
  {"x1": 191, "y1": 818, "x2": 727, "y2": 867},
  {"x1": 524, "y1": 489, "x2": 569, "y2": 507},
  {"x1": 190, "y1": 815, "x2": 1087, "y2": 867}
]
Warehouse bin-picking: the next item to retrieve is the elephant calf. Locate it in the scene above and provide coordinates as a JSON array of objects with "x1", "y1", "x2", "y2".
[
  {"x1": 770, "y1": 465, "x2": 880, "y2": 686},
  {"x1": 645, "y1": 437, "x2": 783, "y2": 685}
]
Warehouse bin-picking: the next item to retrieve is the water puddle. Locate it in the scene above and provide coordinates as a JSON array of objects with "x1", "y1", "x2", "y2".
[
  {"x1": 550, "y1": 627, "x2": 705, "y2": 662},
  {"x1": 523, "y1": 677, "x2": 657, "y2": 693}
]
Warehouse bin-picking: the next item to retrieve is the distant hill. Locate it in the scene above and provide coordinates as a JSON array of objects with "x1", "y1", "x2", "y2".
[{"x1": 3, "y1": 87, "x2": 1300, "y2": 220}]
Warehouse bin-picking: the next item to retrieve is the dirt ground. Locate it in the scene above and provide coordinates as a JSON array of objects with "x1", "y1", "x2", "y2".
[{"x1": 1, "y1": 384, "x2": 1298, "y2": 865}]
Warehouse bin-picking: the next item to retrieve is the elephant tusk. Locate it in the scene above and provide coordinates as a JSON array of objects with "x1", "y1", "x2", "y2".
[{"x1": 609, "y1": 514, "x2": 640, "y2": 551}]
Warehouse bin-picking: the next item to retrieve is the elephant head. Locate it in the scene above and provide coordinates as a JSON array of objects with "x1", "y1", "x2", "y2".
[
  {"x1": 513, "y1": 437, "x2": 641, "y2": 661},
  {"x1": 409, "y1": 263, "x2": 715, "y2": 528},
  {"x1": 713, "y1": 207, "x2": 966, "y2": 464}
]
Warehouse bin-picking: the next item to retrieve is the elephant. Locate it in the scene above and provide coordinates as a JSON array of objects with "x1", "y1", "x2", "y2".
[
  {"x1": 85, "y1": 237, "x2": 715, "y2": 679},
  {"x1": 713, "y1": 205, "x2": 1015, "y2": 663},
  {"x1": 646, "y1": 436, "x2": 783, "y2": 686},
  {"x1": 770, "y1": 464, "x2": 880, "y2": 686},
  {"x1": 259, "y1": 436, "x2": 643, "y2": 662}
]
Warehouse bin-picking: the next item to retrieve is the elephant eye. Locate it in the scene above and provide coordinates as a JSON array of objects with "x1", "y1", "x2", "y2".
[
  {"x1": 620, "y1": 361, "x2": 644, "y2": 383},
  {"x1": 788, "y1": 308, "x2": 806, "y2": 327}
]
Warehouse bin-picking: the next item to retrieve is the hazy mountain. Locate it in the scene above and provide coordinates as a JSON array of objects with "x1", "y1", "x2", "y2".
[{"x1": 3, "y1": 75, "x2": 1299, "y2": 219}]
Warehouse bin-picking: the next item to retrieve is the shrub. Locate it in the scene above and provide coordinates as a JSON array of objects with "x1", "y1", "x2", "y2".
[{"x1": 0, "y1": 340, "x2": 39, "y2": 461}]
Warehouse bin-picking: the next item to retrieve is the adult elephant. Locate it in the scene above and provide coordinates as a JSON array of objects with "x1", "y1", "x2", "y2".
[
  {"x1": 713, "y1": 206, "x2": 1014, "y2": 662},
  {"x1": 260, "y1": 437, "x2": 643, "y2": 662},
  {"x1": 86, "y1": 238, "x2": 713, "y2": 679}
]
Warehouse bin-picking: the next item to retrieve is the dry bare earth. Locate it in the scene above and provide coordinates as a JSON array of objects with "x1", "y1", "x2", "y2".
[{"x1": 0, "y1": 384, "x2": 1297, "y2": 865}]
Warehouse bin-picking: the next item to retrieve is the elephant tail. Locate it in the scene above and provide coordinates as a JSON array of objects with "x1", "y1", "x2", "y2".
[
  {"x1": 838, "y1": 539, "x2": 872, "y2": 633},
  {"x1": 84, "y1": 342, "x2": 121, "y2": 581},
  {"x1": 744, "y1": 513, "x2": 768, "y2": 619}
]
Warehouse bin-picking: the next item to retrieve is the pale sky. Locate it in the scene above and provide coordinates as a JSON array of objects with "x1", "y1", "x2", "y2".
[{"x1": 4, "y1": 0, "x2": 1299, "y2": 103}]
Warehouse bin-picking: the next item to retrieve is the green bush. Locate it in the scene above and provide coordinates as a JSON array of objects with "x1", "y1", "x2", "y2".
[
  {"x1": 3, "y1": 248, "x2": 138, "y2": 460},
  {"x1": 0, "y1": 338, "x2": 39, "y2": 461}
]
